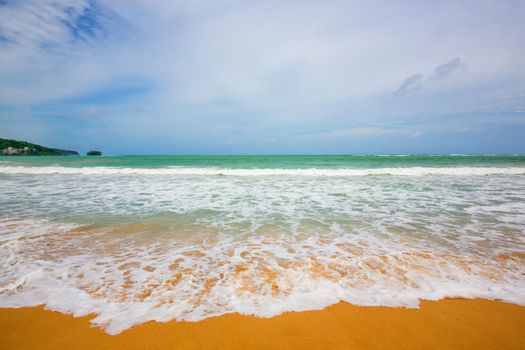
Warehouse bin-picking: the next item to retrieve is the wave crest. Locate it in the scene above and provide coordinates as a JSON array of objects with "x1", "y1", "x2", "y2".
[{"x1": 0, "y1": 166, "x2": 524, "y2": 176}]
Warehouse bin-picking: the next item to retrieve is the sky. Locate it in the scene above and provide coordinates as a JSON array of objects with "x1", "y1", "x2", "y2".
[{"x1": 0, "y1": 0, "x2": 524, "y2": 155}]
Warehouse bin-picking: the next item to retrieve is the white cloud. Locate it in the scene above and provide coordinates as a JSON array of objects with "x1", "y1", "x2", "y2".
[
  {"x1": 310, "y1": 126, "x2": 404, "y2": 138},
  {"x1": 1, "y1": 0, "x2": 524, "y2": 153},
  {"x1": 0, "y1": 1, "x2": 89, "y2": 47}
]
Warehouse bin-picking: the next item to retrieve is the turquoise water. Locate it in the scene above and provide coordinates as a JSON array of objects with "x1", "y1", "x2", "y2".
[
  {"x1": 0, "y1": 154, "x2": 524, "y2": 334},
  {"x1": 2, "y1": 154, "x2": 525, "y2": 168}
]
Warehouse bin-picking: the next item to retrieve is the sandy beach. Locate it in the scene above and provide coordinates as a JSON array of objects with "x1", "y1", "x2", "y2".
[{"x1": 1, "y1": 299, "x2": 525, "y2": 349}]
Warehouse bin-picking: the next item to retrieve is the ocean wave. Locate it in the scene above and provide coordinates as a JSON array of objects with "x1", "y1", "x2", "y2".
[
  {"x1": 1, "y1": 218, "x2": 524, "y2": 335},
  {"x1": 0, "y1": 166, "x2": 524, "y2": 176}
]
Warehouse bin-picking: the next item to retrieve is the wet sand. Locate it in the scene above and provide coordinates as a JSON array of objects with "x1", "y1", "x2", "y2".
[{"x1": 1, "y1": 299, "x2": 524, "y2": 349}]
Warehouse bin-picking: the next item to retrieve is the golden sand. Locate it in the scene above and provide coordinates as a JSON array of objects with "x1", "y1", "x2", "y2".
[{"x1": 1, "y1": 299, "x2": 524, "y2": 349}]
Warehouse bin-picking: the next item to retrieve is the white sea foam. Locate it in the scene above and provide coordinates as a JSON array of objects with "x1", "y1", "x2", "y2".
[
  {"x1": 1, "y1": 164, "x2": 524, "y2": 335},
  {"x1": 0, "y1": 165, "x2": 524, "y2": 176},
  {"x1": 1, "y1": 216, "x2": 524, "y2": 334}
]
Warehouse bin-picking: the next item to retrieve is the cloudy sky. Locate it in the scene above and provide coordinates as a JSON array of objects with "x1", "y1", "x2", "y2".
[{"x1": 0, "y1": 0, "x2": 524, "y2": 154}]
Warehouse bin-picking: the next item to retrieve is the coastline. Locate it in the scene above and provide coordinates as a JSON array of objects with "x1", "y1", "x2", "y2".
[{"x1": 2, "y1": 299, "x2": 525, "y2": 349}]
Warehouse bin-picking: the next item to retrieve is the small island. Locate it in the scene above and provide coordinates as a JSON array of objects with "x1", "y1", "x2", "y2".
[
  {"x1": 0, "y1": 138, "x2": 79, "y2": 156},
  {"x1": 86, "y1": 151, "x2": 102, "y2": 156}
]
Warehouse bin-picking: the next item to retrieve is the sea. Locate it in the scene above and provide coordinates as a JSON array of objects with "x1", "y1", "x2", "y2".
[{"x1": 0, "y1": 155, "x2": 524, "y2": 334}]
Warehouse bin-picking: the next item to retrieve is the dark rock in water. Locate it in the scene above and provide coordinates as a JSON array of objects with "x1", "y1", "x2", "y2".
[
  {"x1": 86, "y1": 150, "x2": 102, "y2": 156},
  {"x1": 0, "y1": 137, "x2": 79, "y2": 156}
]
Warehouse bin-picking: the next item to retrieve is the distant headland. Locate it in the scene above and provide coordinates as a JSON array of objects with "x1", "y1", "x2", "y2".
[{"x1": 0, "y1": 138, "x2": 79, "y2": 156}]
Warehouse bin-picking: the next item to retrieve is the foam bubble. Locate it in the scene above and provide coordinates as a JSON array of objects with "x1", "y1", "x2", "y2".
[
  {"x1": 1, "y1": 218, "x2": 524, "y2": 335},
  {"x1": 0, "y1": 165, "x2": 524, "y2": 176},
  {"x1": 1, "y1": 163, "x2": 524, "y2": 334}
]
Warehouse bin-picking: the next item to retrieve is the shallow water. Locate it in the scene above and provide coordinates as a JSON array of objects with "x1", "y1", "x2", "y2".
[{"x1": 0, "y1": 155, "x2": 524, "y2": 334}]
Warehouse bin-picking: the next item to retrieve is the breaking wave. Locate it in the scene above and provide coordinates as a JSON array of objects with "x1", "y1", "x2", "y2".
[{"x1": 0, "y1": 166, "x2": 524, "y2": 176}]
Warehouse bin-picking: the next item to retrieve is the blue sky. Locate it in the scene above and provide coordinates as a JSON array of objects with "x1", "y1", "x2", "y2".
[{"x1": 0, "y1": 0, "x2": 524, "y2": 155}]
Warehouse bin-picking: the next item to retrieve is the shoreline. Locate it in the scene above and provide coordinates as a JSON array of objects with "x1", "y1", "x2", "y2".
[{"x1": 2, "y1": 299, "x2": 525, "y2": 349}]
